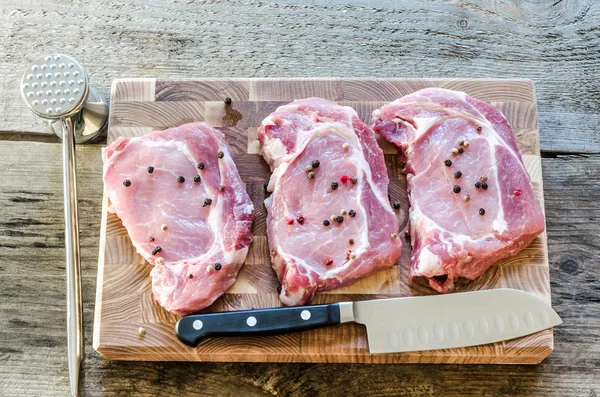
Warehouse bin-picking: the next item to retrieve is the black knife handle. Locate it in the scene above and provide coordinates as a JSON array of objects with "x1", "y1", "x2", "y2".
[{"x1": 175, "y1": 303, "x2": 341, "y2": 347}]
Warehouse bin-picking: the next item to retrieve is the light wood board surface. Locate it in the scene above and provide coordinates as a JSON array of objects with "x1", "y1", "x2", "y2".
[{"x1": 93, "y1": 78, "x2": 552, "y2": 364}]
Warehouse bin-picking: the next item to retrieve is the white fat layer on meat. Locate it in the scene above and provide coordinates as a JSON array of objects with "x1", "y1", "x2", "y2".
[{"x1": 416, "y1": 247, "x2": 443, "y2": 276}]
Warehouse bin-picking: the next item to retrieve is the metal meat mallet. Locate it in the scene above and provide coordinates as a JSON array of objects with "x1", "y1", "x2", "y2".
[{"x1": 20, "y1": 54, "x2": 108, "y2": 397}]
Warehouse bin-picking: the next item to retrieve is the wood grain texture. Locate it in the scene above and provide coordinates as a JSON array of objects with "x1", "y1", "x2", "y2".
[
  {"x1": 1, "y1": 0, "x2": 599, "y2": 153},
  {"x1": 93, "y1": 78, "x2": 553, "y2": 364},
  {"x1": 1, "y1": 143, "x2": 599, "y2": 396}
]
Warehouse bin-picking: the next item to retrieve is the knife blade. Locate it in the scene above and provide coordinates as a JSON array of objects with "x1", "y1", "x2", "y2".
[{"x1": 175, "y1": 289, "x2": 561, "y2": 353}]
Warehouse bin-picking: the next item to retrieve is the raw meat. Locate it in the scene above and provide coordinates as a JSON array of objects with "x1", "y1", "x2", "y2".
[
  {"x1": 258, "y1": 98, "x2": 402, "y2": 306},
  {"x1": 372, "y1": 88, "x2": 545, "y2": 293},
  {"x1": 102, "y1": 122, "x2": 254, "y2": 315}
]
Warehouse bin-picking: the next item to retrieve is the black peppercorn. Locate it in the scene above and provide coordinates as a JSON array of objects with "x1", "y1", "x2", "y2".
[
  {"x1": 311, "y1": 160, "x2": 320, "y2": 169},
  {"x1": 476, "y1": 126, "x2": 482, "y2": 132},
  {"x1": 458, "y1": 147, "x2": 464, "y2": 154},
  {"x1": 482, "y1": 183, "x2": 488, "y2": 190},
  {"x1": 393, "y1": 201, "x2": 400, "y2": 209},
  {"x1": 351, "y1": 177, "x2": 358, "y2": 184},
  {"x1": 224, "y1": 97, "x2": 232, "y2": 105},
  {"x1": 194, "y1": 175, "x2": 201, "y2": 183},
  {"x1": 308, "y1": 172, "x2": 316, "y2": 179},
  {"x1": 444, "y1": 159, "x2": 452, "y2": 167},
  {"x1": 475, "y1": 182, "x2": 482, "y2": 189},
  {"x1": 217, "y1": 151, "x2": 224, "y2": 159},
  {"x1": 453, "y1": 185, "x2": 461, "y2": 193},
  {"x1": 349, "y1": 239, "x2": 354, "y2": 245},
  {"x1": 214, "y1": 263, "x2": 222, "y2": 271},
  {"x1": 331, "y1": 181, "x2": 339, "y2": 190},
  {"x1": 123, "y1": 179, "x2": 131, "y2": 187},
  {"x1": 349, "y1": 210, "x2": 357, "y2": 217},
  {"x1": 323, "y1": 220, "x2": 330, "y2": 226},
  {"x1": 454, "y1": 171, "x2": 462, "y2": 179},
  {"x1": 479, "y1": 208, "x2": 485, "y2": 215},
  {"x1": 152, "y1": 246, "x2": 162, "y2": 255},
  {"x1": 203, "y1": 198, "x2": 212, "y2": 207},
  {"x1": 147, "y1": 166, "x2": 154, "y2": 173},
  {"x1": 178, "y1": 176, "x2": 185, "y2": 183},
  {"x1": 335, "y1": 215, "x2": 344, "y2": 223},
  {"x1": 197, "y1": 162, "x2": 205, "y2": 170}
]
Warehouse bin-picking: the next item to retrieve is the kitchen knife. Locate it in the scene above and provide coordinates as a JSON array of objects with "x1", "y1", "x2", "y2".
[{"x1": 175, "y1": 288, "x2": 561, "y2": 353}]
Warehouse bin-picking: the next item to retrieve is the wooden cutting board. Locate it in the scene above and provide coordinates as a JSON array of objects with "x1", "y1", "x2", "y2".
[{"x1": 93, "y1": 78, "x2": 552, "y2": 364}]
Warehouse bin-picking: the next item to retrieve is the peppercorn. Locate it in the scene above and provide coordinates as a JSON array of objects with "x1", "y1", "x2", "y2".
[
  {"x1": 349, "y1": 239, "x2": 355, "y2": 245},
  {"x1": 323, "y1": 220, "x2": 330, "y2": 226},
  {"x1": 350, "y1": 254, "x2": 356, "y2": 260},
  {"x1": 306, "y1": 165, "x2": 313, "y2": 172},
  {"x1": 156, "y1": 257, "x2": 165, "y2": 265},
  {"x1": 152, "y1": 246, "x2": 162, "y2": 255},
  {"x1": 330, "y1": 215, "x2": 336, "y2": 222},
  {"x1": 340, "y1": 209, "x2": 347, "y2": 215},
  {"x1": 476, "y1": 126, "x2": 482, "y2": 132},
  {"x1": 286, "y1": 218, "x2": 294, "y2": 225},
  {"x1": 224, "y1": 97, "x2": 232, "y2": 105},
  {"x1": 277, "y1": 285, "x2": 282, "y2": 293},
  {"x1": 444, "y1": 159, "x2": 452, "y2": 167},
  {"x1": 217, "y1": 151, "x2": 224, "y2": 159},
  {"x1": 194, "y1": 175, "x2": 201, "y2": 183},
  {"x1": 463, "y1": 194, "x2": 470, "y2": 202},
  {"x1": 482, "y1": 183, "x2": 488, "y2": 190},
  {"x1": 203, "y1": 198, "x2": 212, "y2": 207},
  {"x1": 454, "y1": 171, "x2": 462, "y2": 179},
  {"x1": 331, "y1": 181, "x2": 339, "y2": 190},
  {"x1": 480, "y1": 176, "x2": 488, "y2": 182},
  {"x1": 311, "y1": 160, "x2": 320, "y2": 169},
  {"x1": 308, "y1": 172, "x2": 316, "y2": 179},
  {"x1": 138, "y1": 327, "x2": 146, "y2": 336},
  {"x1": 197, "y1": 162, "x2": 205, "y2": 170},
  {"x1": 351, "y1": 177, "x2": 358, "y2": 184},
  {"x1": 177, "y1": 176, "x2": 185, "y2": 183},
  {"x1": 391, "y1": 233, "x2": 397, "y2": 239},
  {"x1": 219, "y1": 185, "x2": 225, "y2": 191},
  {"x1": 206, "y1": 265, "x2": 213, "y2": 273},
  {"x1": 148, "y1": 236, "x2": 155, "y2": 242},
  {"x1": 188, "y1": 273, "x2": 193, "y2": 279},
  {"x1": 147, "y1": 166, "x2": 154, "y2": 173},
  {"x1": 123, "y1": 179, "x2": 131, "y2": 187},
  {"x1": 340, "y1": 175, "x2": 350, "y2": 184},
  {"x1": 349, "y1": 210, "x2": 356, "y2": 217},
  {"x1": 342, "y1": 143, "x2": 349, "y2": 150},
  {"x1": 297, "y1": 216, "x2": 305, "y2": 224},
  {"x1": 453, "y1": 185, "x2": 461, "y2": 193},
  {"x1": 451, "y1": 148, "x2": 459, "y2": 155},
  {"x1": 214, "y1": 263, "x2": 222, "y2": 271},
  {"x1": 463, "y1": 141, "x2": 470, "y2": 147},
  {"x1": 335, "y1": 215, "x2": 344, "y2": 223},
  {"x1": 393, "y1": 201, "x2": 400, "y2": 209},
  {"x1": 161, "y1": 224, "x2": 168, "y2": 231},
  {"x1": 324, "y1": 259, "x2": 334, "y2": 266},
  {"x1": 458, "y1": 140, "x2": 464, "y2": 146},
  {"x1": 458, "y1": 147, "x2": 464, "y2": 154},
  {"x1": 475, "y1": 182, "x2": 482, "y2": 189},
  {"x1": 479, "y1": 208, "x2": 485, "y2": 215}
]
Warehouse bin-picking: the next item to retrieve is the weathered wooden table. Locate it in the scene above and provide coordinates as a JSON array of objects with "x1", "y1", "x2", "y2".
[{"x1": 1, "y1": 1, "x2": 599, "y2": 396}]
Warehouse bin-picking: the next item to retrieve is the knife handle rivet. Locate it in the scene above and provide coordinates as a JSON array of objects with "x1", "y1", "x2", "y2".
[
  {"x1": 247, "y1": 316, "x2": 257, "y2": 327},
  {"x1": 193, "y1": 320, "x2": 203, "y2": 330},
  {"x1": 300, "y1": 310, "x2": 311, "y2": 321}
]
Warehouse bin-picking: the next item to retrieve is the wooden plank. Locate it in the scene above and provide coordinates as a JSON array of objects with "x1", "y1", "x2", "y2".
[
  {"x1": 0, "y1": 140, "x2": 598, "y2": 396},
  {"x1": 2, "y1": 1, "x2": 599, "y2": 154},
  {"x1": 94, "y1": 78, "x2": 554, "y2": 364}
]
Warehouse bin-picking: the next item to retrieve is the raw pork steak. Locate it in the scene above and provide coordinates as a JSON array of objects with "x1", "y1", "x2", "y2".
[
  {"x1": 103, "y1": 122, "x2": 254, "y2": 315},
  {"x1": 258, "y1": 98, "x2": 402, "y2": 306},
  {"x1": 372, "y1": 88, "x2": 545, "y2": 293}
]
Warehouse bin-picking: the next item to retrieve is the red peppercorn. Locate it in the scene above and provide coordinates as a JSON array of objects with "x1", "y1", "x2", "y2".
[
  {"x1": 324, "y1": 259, "x2": 333, "y2": 266},
  {"x1": 514, "y1": 189, "x2": 522, "y2": 197},
  {"x1": 286, "y1": 218, "x2": 294, "y2": 225},
  {"x1": 340, "y1": 175, "x2": 350, "y2": 184}
]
